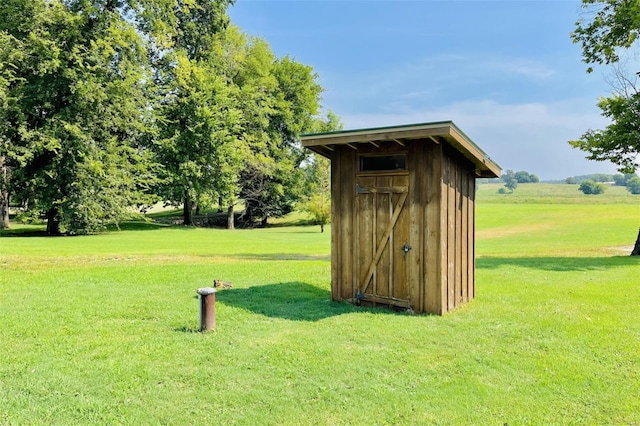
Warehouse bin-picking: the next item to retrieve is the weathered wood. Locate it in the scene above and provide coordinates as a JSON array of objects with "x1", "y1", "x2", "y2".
[
  {"x1": 408, "y1": 141, "x2": 423, "y2": 312},
  {"x1": 461, "y1": 169, "x2": 469, "y2": 304},
  {"x1": 335, "y1": 146, "x2": 355, "y2": 300},
  {"x1": 424, "y1": 143, "x2": 443, "y2": 314},
  {"x1": 469, "y1": 178, "x2": 476, "y2": 300},
  {"x1": 355, "y1": 175, "x2": 375, "y2": 298},
  {"x1": 447, "y1": 156, "x2": 456, "y2": 311},
  {"x1": 455, "y1": 161, "x2": 463, "y2": 307},
  {"x1": 305, "y1": 123, "x2": 497, "y2": 314},
  {"x1": 330, "y1": 149, "x2": 340, "y2": 301},
  {"x1": 358, "y1": 189, "x2": 408, "y2": 295},
  {"x1": 356, "y1": 293, "x2": 412, "y2": 309}
]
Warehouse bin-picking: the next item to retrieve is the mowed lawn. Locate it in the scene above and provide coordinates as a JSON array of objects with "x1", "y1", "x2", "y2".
[{"x1": 1, "y1": 183, "x2": 640, "y2": 424}]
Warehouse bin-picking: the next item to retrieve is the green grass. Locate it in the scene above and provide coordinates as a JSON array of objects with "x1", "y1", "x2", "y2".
[
  {"x1": 1, "y1": 184, "x2": 640, "y2": 424},
  {"x1": 479, "y1": 182, "x2": 639, "y2": 204}
]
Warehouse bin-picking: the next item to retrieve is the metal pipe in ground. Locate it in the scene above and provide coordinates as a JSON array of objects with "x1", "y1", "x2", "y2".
[{"x1": 197, "y1": 287, "x2": 217, "y2": 331}]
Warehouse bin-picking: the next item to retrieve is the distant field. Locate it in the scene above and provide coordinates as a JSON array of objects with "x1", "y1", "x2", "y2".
[
  {"x1": 1, "y1": 183, "x2": 639, "y2": 424},
  {"x1": 478, "y1": 182, "x2": 639, "y2": 204}
]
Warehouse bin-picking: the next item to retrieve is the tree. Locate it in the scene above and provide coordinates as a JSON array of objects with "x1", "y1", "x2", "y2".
[
  {"x1": 0, "y1": 31, "x2": 22, "y2": 229},
  {"x1": 154, "y1": 54, "x2": 242, "y2": 226},
  {"x1": 571, "y1": 0, "x2": 640, "y2": 255},
  {"x1": 242, "y1": 56, "x2": 322, "y2": 226},
  {"x1": 303, "y1": 155, "x2": 330, "y2": 233},
  {"x1": 570, "y1": 1, "x2": 640, "y2": 172},
  {"x1": 579, "y1": 179, "x2": 606, "y2": 194},
  {"x1": 145, "y1": 0, "x2": 239, "y2": 227},
  {"x1": 1, "y1": 0, "x2": 158, "y2": 234},
  {"x1": 301, "y1": 111, "x2": 343, "y2": 233},
  {"x1": 514, "y1": 170, "x2": 539, "y2": 183},
  {"x1": 627, "y1": 176, "x2": 640, "y2": 194},
  {"x1": 214, "y1": 27, "x2": 323, "y2": 228},
  {"x1": 613, "y1": 173, "x2": 637, "y2": 186},
  {"x1": 501, "y1": 170, "x2": 518, "y2": 193}
]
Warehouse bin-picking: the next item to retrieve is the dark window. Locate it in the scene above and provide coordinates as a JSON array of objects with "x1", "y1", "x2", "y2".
[{"x1": 360, "y1": 154, "x2": 407, "y2": 172}]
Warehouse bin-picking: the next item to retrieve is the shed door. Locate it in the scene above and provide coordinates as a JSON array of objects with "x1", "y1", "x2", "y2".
[{"x1": 354, "y1": 174, "x2": 412, "y2": 308}]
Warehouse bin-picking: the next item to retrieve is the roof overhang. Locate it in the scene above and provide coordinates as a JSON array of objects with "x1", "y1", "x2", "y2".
[{"x1": 301, "y1": 121, "x2": 501, "y2": 178}]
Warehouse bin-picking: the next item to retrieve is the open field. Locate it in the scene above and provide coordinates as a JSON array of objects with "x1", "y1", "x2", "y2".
[{"x1": 1, "y1": 183, "x2": 639, "y2": 424}]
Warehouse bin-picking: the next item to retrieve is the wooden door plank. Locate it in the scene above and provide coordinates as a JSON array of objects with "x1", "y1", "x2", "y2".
[
  {"x1": 392, "y1": 175, "x2": 410, "y2": 302},
  {"x1": 358, "y1": 189, "x2": 409, "y2": 294}
]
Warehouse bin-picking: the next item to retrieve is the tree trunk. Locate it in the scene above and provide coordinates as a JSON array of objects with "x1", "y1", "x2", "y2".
[
  {"x1": 261, "y1": 216, "x2": 268, "y2": 228},
  {"x1": 183, "y1": 195, "x2": 193, "y2": 226},
  {"x1": 320, "y1": 223, "x2": 324, "y2": 233},
  {"x1": 631, "y1": 227, "x2": 640, "y2": 256},
  {"x1": 46, "y1": 207, "x2": 61, "y2": 235},
  {"x1": 227, "y1": 204, "x2": 234, "y2": 230},
  {"x1": 217, "y1": 196, "x2": 223, "y2": 213},
  {"x1": 0, "y1": 156, "x2": 9, "y2": 229}
]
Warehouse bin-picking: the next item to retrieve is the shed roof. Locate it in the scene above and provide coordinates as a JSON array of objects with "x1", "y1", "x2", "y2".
[{"x1": 301, "y1": 121, "x2": 501, "y2": 178}]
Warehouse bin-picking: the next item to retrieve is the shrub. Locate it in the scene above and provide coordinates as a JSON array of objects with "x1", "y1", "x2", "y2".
[
  {"x1": 627, "y1": 177, "x2": 640, "y2": 194},
  {"x1": 579, "y1": 179, "x2": 606, "y2": 194}
]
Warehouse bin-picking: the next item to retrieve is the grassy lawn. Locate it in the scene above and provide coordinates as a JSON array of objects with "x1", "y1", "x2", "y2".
[{"x1": 1, "y1": 184, "x2": 639, "y2": 424}]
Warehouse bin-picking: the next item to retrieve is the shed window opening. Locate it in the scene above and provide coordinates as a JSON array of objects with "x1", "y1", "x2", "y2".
[{"x1": 360, "y1": 154, "x2": 407, "y2": 172}]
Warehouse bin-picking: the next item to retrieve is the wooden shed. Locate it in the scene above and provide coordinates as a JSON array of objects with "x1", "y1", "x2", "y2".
[{"x1": 301, "y1": 121, "x2": 501, "y2": 315}]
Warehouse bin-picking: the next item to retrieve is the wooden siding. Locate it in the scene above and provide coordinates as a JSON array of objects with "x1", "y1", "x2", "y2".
[
  {"x1": 329, "y1": 139, "x2": 478, "y2": 315},
  {"x1": 440, "y1": 145, "x2": 476, "y2": 313}
]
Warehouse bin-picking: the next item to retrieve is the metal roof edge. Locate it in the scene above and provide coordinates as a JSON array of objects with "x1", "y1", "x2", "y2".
[
  {"x1": 301, "y1": 120, "x2": 502, "y2": 177},
  {"x1": 301, "y1": 120, "x2": 455, "y2": 139}
]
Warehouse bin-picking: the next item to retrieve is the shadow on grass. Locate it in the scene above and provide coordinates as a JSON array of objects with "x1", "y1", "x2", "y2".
[
  {"x1": 477, "y1": 256, "x2": 638, "y2": 272},
  {"x1": 107, "y1": 221, "x2": 171, "y2": 231},
  {"x1": 213, "y1": 281, "x2": 413, "y2": 322},
  {"x1": 0, "y1": 227, "x2": 49, "y2": 237},
  {"x1": 215, "y1": 282, "x2": 348, "y2": 321}
]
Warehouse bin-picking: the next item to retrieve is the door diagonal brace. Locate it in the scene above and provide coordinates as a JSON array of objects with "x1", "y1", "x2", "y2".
[{"x1": 359, "y1": 189, "x2": 408, "y2": 294}]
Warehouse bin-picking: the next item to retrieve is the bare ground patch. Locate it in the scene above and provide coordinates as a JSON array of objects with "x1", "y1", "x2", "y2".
[{"x1": 476, "y1": 223, "x2": 554, "y2": 239}]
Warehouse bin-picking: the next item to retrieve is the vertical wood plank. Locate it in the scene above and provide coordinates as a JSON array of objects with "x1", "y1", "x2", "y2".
[
  {"x1": 330, "y1": 149, "x2": 340, "y2": 301},
  {"x1": 440, "y1": 154, "x2": 450, "y2": 313},
  {"x1": 376, "y1": 176, "x2": 391, "y2": 298},
  {"x1": 446, "y1": 156, "x2": 456, "y2": 312},
  {"x1": 469, "y1": 177, "x2": 476, "y2": 300},
  {"x1": 339, "y1": 147, "x2": 355, "y2": 300},
  {"x1": 460, "y1": 167, "x2": 469, "y2": 304},
  {"x1": 425, "y1": 143, "x2": 443, "y2": 314},
  {"x1": 408, "y1": 141, "x2": 422, "y2": 312},
  {"x1": 455, "y1": 161, "x2": 463, "y2": 308},
  {"x1": 392, "y1": 174, "x2": 410, "y2": 302}
]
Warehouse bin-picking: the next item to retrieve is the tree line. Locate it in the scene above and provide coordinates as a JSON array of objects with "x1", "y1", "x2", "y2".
[{"x1": 0, "y1": 0, "x2": 336, "y2": 234}]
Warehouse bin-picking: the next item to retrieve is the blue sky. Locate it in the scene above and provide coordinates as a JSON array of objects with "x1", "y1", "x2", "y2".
[{"x1": 229, "y1": 0, "x2": 619, "y2": 180}]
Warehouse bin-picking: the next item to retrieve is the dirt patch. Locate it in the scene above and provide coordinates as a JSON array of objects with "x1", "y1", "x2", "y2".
[
  {"x1": 604, "y1": 246, "x2": 634, "y2": 255},
  {"x1": 476, "y1": 223, "x2": 553, "y2": 239}
]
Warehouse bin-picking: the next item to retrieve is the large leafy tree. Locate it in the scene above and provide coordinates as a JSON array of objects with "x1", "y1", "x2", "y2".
[
  {"x1": 1, "y1": 0, "x2": 157, "y2": 234},
  {"x1": 213, "y1": 26, "x2": 324, "y2": 228},
  {"x1": 240, "y1": 56, "x2": 323, "y2": 226},
  {"x1": 570, "y1": 0, "x2": 640, "y2": 254},
  {"x1": 570, "y1": 0, "x2": 640, "y2": 173},
  {"x1": 0, "y1": 31, "x2": 22, "y2": 229},
  {"x1": 145, "y1": 0, "x2": 241, "y2": 226},
  {"x1": 302, "y1": 111, "x2": 343, "y2": 233}
]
